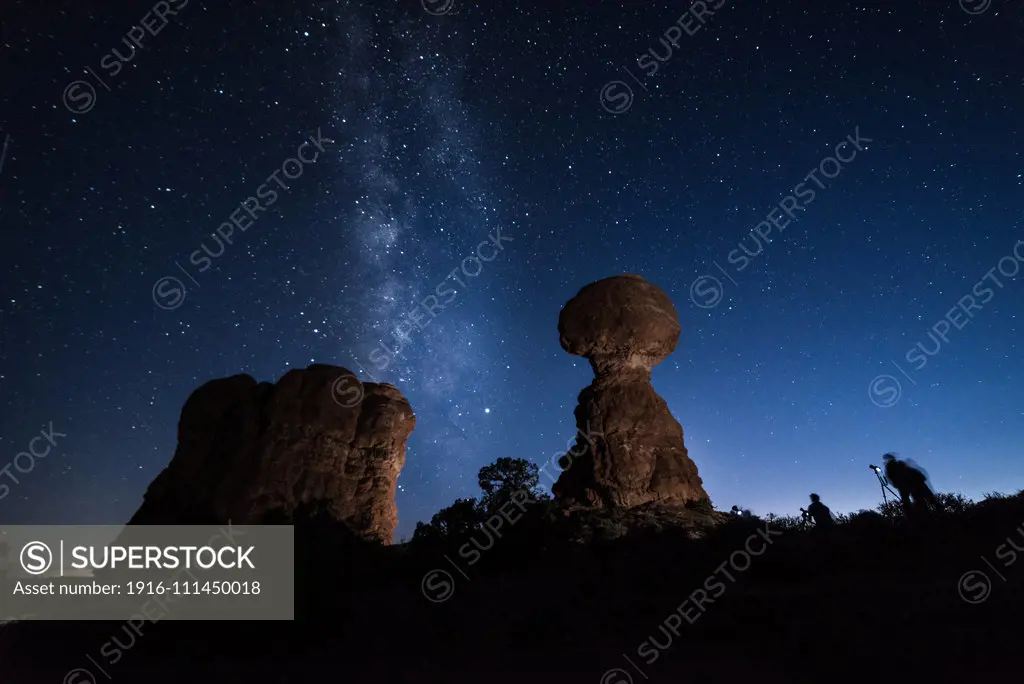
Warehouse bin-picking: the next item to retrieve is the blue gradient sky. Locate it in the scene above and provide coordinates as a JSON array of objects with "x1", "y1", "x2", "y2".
[{"x1": 0, "y1": 0, "x2": 1021, "y2": 539}]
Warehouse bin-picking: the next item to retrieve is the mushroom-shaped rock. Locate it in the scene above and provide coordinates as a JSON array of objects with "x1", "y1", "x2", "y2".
[
  {"x1": 558, "y1": 273, "x2": 681, "y2": 378},
  {"x1": 129, "y1": 364, "x2": 415, "y2": 544},
  {"x1": 552, "y1": 275, "x2": 708, "y2": 509}
]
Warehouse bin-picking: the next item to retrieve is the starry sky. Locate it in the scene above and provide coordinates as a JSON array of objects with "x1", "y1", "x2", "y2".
[{"x1": 1, "y1": 0, "x2": 1022, "y2": 539}]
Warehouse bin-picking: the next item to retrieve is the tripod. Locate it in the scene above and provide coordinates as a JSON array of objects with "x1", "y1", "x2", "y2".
[{"x1": 869, "y1": 465, "x2": 901, "y2": 507}]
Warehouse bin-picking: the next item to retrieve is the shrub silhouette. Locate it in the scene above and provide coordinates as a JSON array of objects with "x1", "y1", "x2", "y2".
[
  {"x1": 933, "y1": 491, "x2": 972, "y2": 515},
  {"x1": 477, "y1": 456, "x2": 549, "y2": 515},
  {"x1": 412, "y1": 457, "x2": 551, "y2": 547},
  {"x1": 412, "y1": 497, "x2": 481, "y2": 544}
]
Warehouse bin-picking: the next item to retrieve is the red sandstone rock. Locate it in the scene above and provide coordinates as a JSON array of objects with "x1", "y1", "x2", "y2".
[
  {"x1": 129, "y1": 364, "x2": 415, "y2": 544},
  {"x1": 552, "y1": 275, "x2": 709, "y2": 508},
  {"x1": 558, "y1": 273, "x2": 681, "y2": 378}
]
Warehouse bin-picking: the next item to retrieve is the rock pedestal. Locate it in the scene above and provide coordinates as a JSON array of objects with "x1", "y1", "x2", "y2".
[
  {"x1": 129, "y1": 364, "x2": 415, "y2": 544},
  {"x1": 551, "y1": 275, "x2": 708, "y2": 508}
]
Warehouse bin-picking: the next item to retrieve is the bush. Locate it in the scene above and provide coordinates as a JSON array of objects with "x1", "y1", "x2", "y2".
[
  {"x1": 877, "y1": 499, "x2": 904, "y2": 520},
  {"x1": 765, "y1": 514, "x2": 804, "y2": 532},
  {"x1": 412, "y1": 497, "x2": 481, "y2": 544},
  {"x1": 478, "y1": 457, "x2": 549, "y2": 515},
  {"x1": 412, "y1": 457, "x2": 550, "y2": 545},
  {"x1": 934, "y1": 491, "x2": 973, "y2": 515}
]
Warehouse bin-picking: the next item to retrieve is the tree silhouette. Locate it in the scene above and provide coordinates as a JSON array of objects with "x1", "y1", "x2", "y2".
[
  {"x1": 478, "y1": 457, "x2": 548, "y2": 515},
  {"x1": 477, "y1": 457, "x2": 541, "y2": 495},
  {"x1": 412, "y1": 498, "x2": 481, "y2": 543},
  {"x1": 413, "y1": 457, "x2": 551, "y2": 543}
]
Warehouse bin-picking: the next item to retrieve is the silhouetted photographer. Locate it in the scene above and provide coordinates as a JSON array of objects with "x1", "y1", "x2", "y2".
[
  {"x1": 804, "y1": 493, "x2": 833, "y2": 529},
  {"x1": 882, "y1": 453, "x2": 936, "y2": 516}
]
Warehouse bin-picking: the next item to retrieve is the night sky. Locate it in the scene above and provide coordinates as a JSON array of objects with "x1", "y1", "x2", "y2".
[{"x1": 1, "y1": 0, "x2": 1021, "y2": 540}]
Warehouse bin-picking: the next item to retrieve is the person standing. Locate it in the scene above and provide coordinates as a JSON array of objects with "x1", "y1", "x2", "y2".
[{"x1": 882, "y1": 453, "x2": 935, "y2": 515}]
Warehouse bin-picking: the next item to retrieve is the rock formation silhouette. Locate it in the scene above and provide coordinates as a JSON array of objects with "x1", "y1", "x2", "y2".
[
  {"x1": 552, "y1": 274, "x2": 709, "y2": 508},
  {"x1": 128, "y1": 363, "x2": 415, "y2": 543}
]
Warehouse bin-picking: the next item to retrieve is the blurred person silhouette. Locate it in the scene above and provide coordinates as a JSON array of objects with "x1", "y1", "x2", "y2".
[
  {"x1": 882, "y1": 453, "x2": 936, "y2": 515},
  {"x1": 806, "y1": 493, "x2": 834, "y2": 529},
  {"x1": 903, "y1": 457, "x2": 934, "y2": 493}
]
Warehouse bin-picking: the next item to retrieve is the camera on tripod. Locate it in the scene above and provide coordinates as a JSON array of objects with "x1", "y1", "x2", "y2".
[{"x1": 869, "y1": 462, "x2": 900, "y2": 506}]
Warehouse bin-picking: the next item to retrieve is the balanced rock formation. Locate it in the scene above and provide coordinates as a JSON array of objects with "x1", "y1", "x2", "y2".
[
  {"x1": 129, "y1": 364, "x2": 415, "y2": 544},
  {"x1": 552, "y1": 274, "x2": 708, "y2": 508}
]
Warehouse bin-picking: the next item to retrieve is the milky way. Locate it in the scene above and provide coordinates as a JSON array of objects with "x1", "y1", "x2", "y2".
[
  {"x1": 316, "y1": 3, "x2": 514, "y2": 523},
  {"x1": 0, "y1": 0, "x2": 1021, "y2": 540}
]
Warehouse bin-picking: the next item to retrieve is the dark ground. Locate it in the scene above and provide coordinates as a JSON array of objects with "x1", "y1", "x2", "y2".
[{"x1": 1, "y1": 495, "x2": 1022, "y2": 683}]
